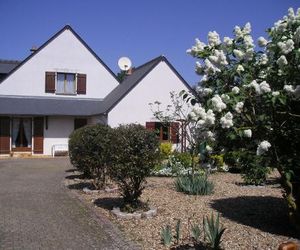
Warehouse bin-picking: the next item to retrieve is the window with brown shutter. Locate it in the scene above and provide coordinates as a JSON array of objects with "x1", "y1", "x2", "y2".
[
  {"x1": 0, "y1": 117, "x2": 10, "y2": 154},
  {"x1": 45, "y1": 72, "x2": 55, "y2": 93},
  {"x1": 145, "y1": 121, "x2": 180, "y2": 143},
  {"x1": 77, "y1": 74, "x2": 86, "y2": 94}
]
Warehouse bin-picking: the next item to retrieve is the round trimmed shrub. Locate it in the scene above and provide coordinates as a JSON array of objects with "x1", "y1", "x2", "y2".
[{"x1": 109, "y1": 124, "x2": 159, "y2": 206}]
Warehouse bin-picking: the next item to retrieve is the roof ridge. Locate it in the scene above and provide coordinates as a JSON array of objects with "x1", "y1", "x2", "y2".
[{"x1": 133, "y1": 55, "x2": 164, "y2": 71}]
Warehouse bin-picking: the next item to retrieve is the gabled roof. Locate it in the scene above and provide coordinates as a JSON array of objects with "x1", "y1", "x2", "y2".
[
  {"x1": 0, "y1": 60, "x2": 20, "y2": 74},
  {"x1": 0, "y1": 25, "x2": 119, "y2": 83},
  {"x1": 102, "y1": 55, "x2": 193, "y2": 113}
]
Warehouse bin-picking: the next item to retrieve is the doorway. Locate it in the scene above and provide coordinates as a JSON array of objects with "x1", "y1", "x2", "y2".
[{"x1": 12, "y1": 118, "x2": 32, "y2": 151}]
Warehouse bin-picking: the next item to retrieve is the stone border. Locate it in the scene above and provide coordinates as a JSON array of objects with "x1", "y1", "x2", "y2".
[{"x1": 111, "y1": 207, "x2": 157, "y2": 219}]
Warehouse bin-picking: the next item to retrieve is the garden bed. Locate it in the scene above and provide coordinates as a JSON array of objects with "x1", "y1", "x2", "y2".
[{"x1": 65, "y1": 170, "x2": 300, "y2": 249}]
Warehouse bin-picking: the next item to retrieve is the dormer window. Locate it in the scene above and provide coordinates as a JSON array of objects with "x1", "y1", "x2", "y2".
[{"x1": 45, "y1": 71, "x2": 86, "y2": 95}]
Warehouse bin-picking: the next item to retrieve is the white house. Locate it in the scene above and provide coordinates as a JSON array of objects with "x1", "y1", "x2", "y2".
[{"x1": 0, "y1": 25, "x2": 192, "y2": 156}]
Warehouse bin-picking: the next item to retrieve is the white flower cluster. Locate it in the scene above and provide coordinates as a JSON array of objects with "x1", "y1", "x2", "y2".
[
  {"x1": 256, "y1": 140, "x2": 271, "y2": 155},
  {"x1": 189, "y1": 106, "x2": 215, "y2": 126},
  {"x1": 204, "y1": 58, "x2": 221, "y2": 75},
  {"x1": 221, "y1": 94, "x2": 230, "y2": 103},
  {"x1": 294, "y1": 26, "x2": 300, "y2": 44},
  {"x1": 223, "y1": 36, "x2": 233, "y2": 47},
  {"x1": 206, "y1": 145, "x2": 213, "y2": 153},
  {"x1": 208, "y1": 31, "x2": 221, "y2": 47},
  {"x1": 257, "y1": 36, "x2": 268, "y2": 47},
  {"x1": 283, "y1": 85, "x2": 300, "y2": 98},
  {"x1": 234, "y1": 22, "x2": 251, "y2": 38},
  {"x1": 276, "y1": 55, "x2": 288, "y2": 67},
  {"x1": 234, "y1": 102, "x2": 244, "y2": 113},
  {"x1": 236, "y1": 65, "x2": 244, "y2": 73},
  {"x1": 233, "y1": 49, "x2": 244, "y2": 60},
  {"x1": 243, "y1": 129, "x2": 252, "y2": 138},
  {"x1": 186, "y1": 38, "x2": 206, "y2": 56},
  {"x1": 209, "y1": 49, "x2": 228, "y2": 66},
  {"x1": 246, "y1": 80, "x2": 271, "y2": 95},
  {"x1": 259, "y1": 54, "x2": 268, "y2": 65},
  {"x1": 272, "y1": 91, "x2": 280, "y2": 96},
  {"x1": 232, "y1": 86, "x2": 240, "y2": 94},
  {"x1": 220, "y1": 112, "x2": 233, "y2": 129},
  {"x1": 278, "y1": 39, "x2": 295, "y2": 54},
  {"x1": 203, "y1": 130, "x2": 215, "y2": 141},
  {"x1": 211, "y1": 94, "x2": 227, "y2": 112},
  {"x1": 196, "y1": 86, "x2": 213, "y2": 96},
  {"x1": 272, "y1": 8, "x2": 300, "y2": 34}
]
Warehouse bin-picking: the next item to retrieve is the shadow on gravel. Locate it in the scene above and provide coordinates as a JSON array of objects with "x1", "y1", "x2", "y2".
[
  {"x1": 93, "y1": 197, "x2": 123, "y2": 210},
  {"x1": 65, "y1": 168, "x2": 77, "y2": 173},
  {"x1": 210, "y1": 196, "x2": 298, "y2": 238},
  {"x1": 65, "y1": 174, "x2": 86, "y2": 180},
  {"x1": 67, "y1": 182, "x2": 94, "y2": 190}
]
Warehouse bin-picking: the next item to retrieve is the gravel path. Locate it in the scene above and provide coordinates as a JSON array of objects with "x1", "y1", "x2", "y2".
[{"x1": 0, "y1": 158, "x2": 139, "y2": 250}]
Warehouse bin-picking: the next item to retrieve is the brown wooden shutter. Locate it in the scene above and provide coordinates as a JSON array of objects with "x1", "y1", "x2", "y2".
[
  {"x1": 170, "y1": 122, "x2": 180, "y2": 144},
  {"x1": 33, "y1": 117, "x2": 44, "y2": 154},
  {"x1": 145, "y1": 122, "x2": 156, "y2": 131},
  {"x1": 0, "y1": 117, "x2": 10, "y2": 154},
  {"x1": 77, "y1": 74, "x2": 86, "y2": 94},
  {"x1": 45, "y1": 72, "x2": 55, "y2": 93},
  {"x1": 74, "y1": 118, "x2": 87, "y2": 130}
]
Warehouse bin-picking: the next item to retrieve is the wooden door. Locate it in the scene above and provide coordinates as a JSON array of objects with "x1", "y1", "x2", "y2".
[
  {"x1": 0, "y1": 117, "x2": 10, "y2": 154},
  {"x1": 33, "y1": 117, "x2": 44, "y2": 154}
]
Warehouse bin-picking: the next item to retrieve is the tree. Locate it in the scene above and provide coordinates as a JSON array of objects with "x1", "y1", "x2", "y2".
[{"x1": 181, "y1": 8, "x2": 300, "y2": 231}]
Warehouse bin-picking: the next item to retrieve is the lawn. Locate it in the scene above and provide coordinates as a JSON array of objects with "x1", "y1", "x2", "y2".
[{"x1": 65, "y1": 170, "x2": 299, "y2": 249}]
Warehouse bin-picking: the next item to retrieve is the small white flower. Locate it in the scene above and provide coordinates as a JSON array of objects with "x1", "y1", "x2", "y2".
[
  {"x1": 204, "y1": 59, "x2": 221, "y2": 75},
  {"x1": 206, "y1": 145, "x2": 213, "y2": 152},
  {"x1": 259, "y1": 81, "x2": 271, "y2": 94},
  {"x1": 221, "y1": 94, "x2": 230, "y2": 102},
  {"x1": 277, "y1": 55, "x2": 288, "y2": 67},
  {"x1": 205, "y1": 109, "x2": 215, "y2": 125},
  {"x1": 233, "y1": 49, "x2": 244, "y2": 60},
  {"x1": 208, "y1": 31, "x2": 221, "y2": 47},
  {"x1": 211, "y1": 94, "x2": 227, "y2": 112},
  {"x1": 259, "y1": 54, "x2": 268, "y2": 65},
  {"x1": 244, "y1": 35, "x2": 254, "y2": 48},
  {"x1": 278, "y1": 39, "x2": 295, "y2": 54},
  {"x1": 223, "y1": 36, "x2": 233, "y2": 46},
  {"x1": 243, "y1": 129, "x2": 252, "y2": 138},
  {"x1": 258, "y1": 36, "x2": 268, "y2": 47},
  {"x1": 294, "y1": 26, "x2": 300, "y2": 43},
  {"x1": 256, "y1": 140, "x2": 271, "y2": 156},
  {"x1": 236, "y1": 65, "x2": 245, "y2": 74},
  {"x1": 243, "y1": 22, "x2": 252, "y2": 34},
  {"x1": 234, "y1": 25, "x2": 243, "y2": 38},
  {"x1": 234, "y1": 102, "x2": 244, "y2": 113},
  {"x1": 272, "y1": 91, "x2": 280, "y2": 96},
  {"x1": 232, "y1": 86, "x2": 240, "y2": 94},
  {"x1": 209, "y1": 49, "x2": 228, "y2": 66},
  {"x1": 220, "y1": 112, "x2": 234, "y2": 129},
  {"x1": 283, "y1": 85, "x2": 295, "y2": 94}
]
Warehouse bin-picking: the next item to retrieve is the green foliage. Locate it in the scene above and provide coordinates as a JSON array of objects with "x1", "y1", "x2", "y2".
[
  {"x1": 69, "y1": 124, "x2": 113, "y2": 188},
  {"x1": 108, "y1": 124, "x2": 159, "y2": 206},
  {"x1": 173, "y1": 151, "x2": 193, "y2": 168},
  {"x1": 159, "y1": 142, "x2": 173, "y2": 160},
  {"x1": 175, "y1": 175, "x2": 214, "y2": 195},
  {"x1": 175, "y1": 219, "x2": 181, "y2": 244},
  {"x1": 203, "y1": 213, "x2": 226, "y2": 250},
  {"x1": 161, "y1": 225, "x2": 172, "y2": 247},
  {"x1": 191, "y1": 223, "x2": 201, "y2": 242}
]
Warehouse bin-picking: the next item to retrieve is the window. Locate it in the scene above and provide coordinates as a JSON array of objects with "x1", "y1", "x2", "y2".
[
  {"x1": 145, "y1": 122, "x2": 179, "y2": 143},
  {"x1": 56, "y1": 73, "x2": 76, "y2": 94},
  {"x1": 45, "y1": 72, "x2": 86, "y2": 95}
]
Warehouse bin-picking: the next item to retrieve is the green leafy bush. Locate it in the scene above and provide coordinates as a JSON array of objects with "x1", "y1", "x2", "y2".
[
  {"x1": 175, "y1": 175, "x2": 214, "y2": 195},
  {"x1": 173, "y1": 151, "x2": 192, "y2": 168},
  {"x1": 159, "y1": 142, "x2": 173, "y2": 160},
  {"x1": 109, "y1": 124, "x2": 159, "y2": 206},
  {"x1": 203, "y1": 213, "x2": 226, "y2": 250},
  {"x1": 69, "y1": 124, "x2": 113, "y2": 188}
]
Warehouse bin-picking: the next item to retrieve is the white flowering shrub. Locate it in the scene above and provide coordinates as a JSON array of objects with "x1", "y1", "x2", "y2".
[{"x1": 184, "y1": 8, "x2": 300, "y2": 230}]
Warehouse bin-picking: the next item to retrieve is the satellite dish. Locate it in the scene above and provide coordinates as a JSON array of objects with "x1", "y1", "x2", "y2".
[{"x1": 118, "y1": 57, "x2": 132, "y2": 71}]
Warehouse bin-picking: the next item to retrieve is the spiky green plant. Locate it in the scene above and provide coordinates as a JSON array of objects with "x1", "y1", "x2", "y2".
[
  {"x1": 203, "y1": 213, "x2": 226, "y2": 250},
  {"x1": 175, "y1": 175, "x2": 214, "y2": 195},
  {"x1": 161, "y1": 225, "x2": 172, "y2": 246},
  {"x1": 191, "y1": 223, "x2": 201, "y2": 242},
  {"x1": 175, "y1": 219, "x2": 181, "y2": 244}
]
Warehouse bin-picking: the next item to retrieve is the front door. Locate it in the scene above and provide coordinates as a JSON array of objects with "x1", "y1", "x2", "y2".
[{"x1": 12, "y1": 118, "x2": 32, "y2": 152}]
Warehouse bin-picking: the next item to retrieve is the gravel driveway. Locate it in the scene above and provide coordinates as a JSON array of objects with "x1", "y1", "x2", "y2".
[{"x1": 0, "y1": 158, "x2": 139, "y2": 250}]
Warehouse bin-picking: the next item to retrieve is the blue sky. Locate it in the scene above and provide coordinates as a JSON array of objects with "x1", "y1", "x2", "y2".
[{"x1": 0, "y1": 0, "x2": 298, "y2": 86}]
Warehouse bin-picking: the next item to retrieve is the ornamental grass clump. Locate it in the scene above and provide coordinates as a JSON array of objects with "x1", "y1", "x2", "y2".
[{"x1": 175, "y1": 174, "x2": 214, "y2": 195}]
